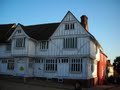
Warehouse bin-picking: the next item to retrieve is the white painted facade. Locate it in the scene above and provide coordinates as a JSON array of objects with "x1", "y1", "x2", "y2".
[{"x1": 0, "y1": 11, "x2": 101, "y2": 81}]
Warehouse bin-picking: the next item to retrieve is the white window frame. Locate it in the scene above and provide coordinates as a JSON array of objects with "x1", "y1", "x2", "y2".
[
  {"x1": 15, "y1": 38, "x2": 25, "y2": 48},
  {"x1": 2, "y1": 59, "x2": 7, "y2": 63},
  {"x1": 61, "y1": 58, "x2": 68, "y2": 63},
  {"x1": 7, "y1": 59, "x2": 14, "y2": 70},
  {"x1": 40, "y1": 41, "x2": 49, "y2": 50},
  {"x1": 44, "y1": 59, "x2": 57, "y2": 72},
  {"x1": 17, "y1": 30, "x2": 21, "y2": 33},
  {"x1": 6, "y1": 43, "x2": 11, "y2": 51},
  {"x1": 65, "y1": 23, "x2": 69, "y2": 30},
  {"x1": 63, "y1": 37, "x2": 77, "y2": 49},
  {"x1": 91, "y1": 60, "x2": 95, "y2": 73},
  {"x1": 70, "y1": 23, "x2": 74, "y2": 29},
  {"x1": 65, "y1": 23, "x2": 75, "y2": 30},
  {"x1": 70, "y1": 58, "x2": 82, "y2": 73},
  {"x1": 35, "y1": 58, "x2": 44, "y2": 63},
  {"x1": 29, "y1": 59, "x2": 34, "y2": 68}
]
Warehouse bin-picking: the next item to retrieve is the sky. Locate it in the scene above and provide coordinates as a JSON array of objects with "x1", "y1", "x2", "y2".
[{"x1": 0, "y1": 0, "x2": 120, "y2": 63}]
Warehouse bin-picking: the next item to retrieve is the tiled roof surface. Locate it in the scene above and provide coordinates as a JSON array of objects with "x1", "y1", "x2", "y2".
[
  {"x1": 21, "y1": 23, "x2": 60, "y2": 40},
  {"x1": 0, "y1": 24, "x2": 15, "y2": 43}
]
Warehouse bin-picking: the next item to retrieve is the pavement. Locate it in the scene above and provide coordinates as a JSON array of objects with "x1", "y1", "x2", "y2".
[
  {"x1": 0, "y1": 76, "x2": 120, "y2": 90},
  {"x1": 86, "y1": 85, "x2": 120, "y2": 90},
  {"x1": 24, "y1": 79, "x2": 120, "y2": 90}
]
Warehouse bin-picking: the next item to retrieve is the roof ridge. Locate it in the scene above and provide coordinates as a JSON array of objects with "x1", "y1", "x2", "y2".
[
  {"x1": 24, "y1": 22, "x2": 60, "y2": 27},
  {"x1": 0, "y1": 23, "x2": 16, "y2": 26}
]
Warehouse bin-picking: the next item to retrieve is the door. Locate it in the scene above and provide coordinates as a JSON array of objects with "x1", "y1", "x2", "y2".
[
  {"x1": 57, "y1": 59, "x2": 69, "y2": 77},
  {"x1": 34, "y1": 63, "x2": 44, "y2": 77},
  {"x1": 17, "y1": 60, "x2": 25, "y2": 76},
  {"x1": 0, "y1": 60, "x2": 7, "y2": 73}
]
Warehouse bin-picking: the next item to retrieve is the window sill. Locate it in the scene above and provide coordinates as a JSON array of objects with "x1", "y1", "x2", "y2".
[
  {"x1": 7, "y1": 69, "x2": 14, "y2": 71},
  {"x1": 44, "y1": 71, "x2": 57, "y2": 73},
  {"x1": 70, "y1": 71, "x2": 82, "y2": 74},
  {"x1": 65, "y1": 29, "x2": 75, "y2": 30},
  {"x1": 5, "y1": 51, "x2": 11, "y2": 53},
  {"x1": 63, "y1": 48, "x2": 77, "y2": 50},
  {"x1": 14, "y1": 47, "x2": 25, "y2": 49},
  {"x1": 40, "y1": 49, "x2": 48, "y2": 51}
]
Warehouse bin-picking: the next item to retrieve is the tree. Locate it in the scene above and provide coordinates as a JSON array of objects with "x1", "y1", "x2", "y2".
[{"x1": 113, "y1": 56, "x2": 120, "y2": 74}]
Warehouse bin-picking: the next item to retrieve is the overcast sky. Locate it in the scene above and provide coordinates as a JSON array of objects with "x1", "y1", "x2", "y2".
[{"x1": 0, "y1": 0, "x2": 120, "y2": 63}]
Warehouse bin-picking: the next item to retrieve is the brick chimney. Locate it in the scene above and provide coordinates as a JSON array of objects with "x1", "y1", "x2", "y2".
[{"x1": 81, "y1": 15, "x2": 88, "y2": 31}]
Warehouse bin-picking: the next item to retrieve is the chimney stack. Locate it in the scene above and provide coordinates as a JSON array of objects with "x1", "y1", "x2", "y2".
[{"x1": 81, "y1": 15, "x2": 88, "y2": 31}]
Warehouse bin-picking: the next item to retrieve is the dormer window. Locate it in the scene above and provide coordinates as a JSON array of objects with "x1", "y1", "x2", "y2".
[
  {"x1": 6, "y1": 43, "x2": 11, "y2": 51},
  {"x1": 17, "y1": 30, "x2": 21, "y2": 33},
  {"x1": 65, "y1": 23, "x2": 75, "y2": 30},
  {"x1": 40, "y1": 41, "x2": 49, "y2": 50},
  {"x1": 16, "y1": 38, "x2": 25, "y2": 48}
]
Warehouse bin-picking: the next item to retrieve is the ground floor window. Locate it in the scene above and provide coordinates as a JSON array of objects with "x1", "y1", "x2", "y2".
[
  {"x1": 1, "y1": 59, "x2": 7, "y2": 63},
  {"x1": 29, "y1": 59, "x2": 34, "y2": 68},
  {"x1": 44, "y1": 59, "x2": 57, "y2": 72},
  {"x1": 70, "y1": 58, "x2": 82, "y2": 73},
  {"x1": 7, "y1": 59, "x2": 14, "y2": 70},
  {"x1": 91, "y1": 61, "x2": 94, "y2": 73},
  {"x1": 35, "y1": 58, "x2": 44, "y2": 63},
  {"x1": 61, "y1": 58, "x2": 68, "y2": 63}
]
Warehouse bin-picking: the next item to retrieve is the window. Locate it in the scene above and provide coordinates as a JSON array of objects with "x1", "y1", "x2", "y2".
[
  {"x1": 44, "y1": 59, "x2": 57, "y2": 72},
  {"x1": 91, "y1": 64, "x2": 94, "y2": 72},
  {"x1": 65, "y1": 23, "x2": 74, "y2": 30},
  {"x1": 91, "y1": 60, "x2": 95, "y2": 72},
  {"x1": 7, "y1": 59, "x2": 14, "y2": 70},
  {"x1": 70, "y1": 58, "x2": 82, "y2": 72},
  {"x1": 29, "y1": 59, "x2": 33, "y2": 68},
  {"x1": 35, "y1": 58, "x2": 44, "y2": 63},
  {"x1": 2, "y1": 59, "x2": 7, "y2": 63},
  {"x1": 6, "y1": 43, "x2": 11, "y2": 51},
  {"x1": 16, "y1": 38, "x2": 25, "y2": 47},
  {"x1": 61, "y1": 59, "x2": 68, "y2": 63},
  {"x1": 63, "y1": 37, "x2": 77, "y2": 49},
  {"x1": 70, "y1": 23, "x2": 74, "y2": 29},
  {"x1": 40, "y1": 41, "x2": 49, "y2": 49},
  {"x1": 17, "y1": 30, "x2": 21, "y2": 33},
  {"x1": 65, "y1": 24, "x2": 69, "y2": 30}
]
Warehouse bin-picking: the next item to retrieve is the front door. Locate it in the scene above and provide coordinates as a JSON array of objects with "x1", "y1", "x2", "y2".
[
  {"x1": 57, "y1": 58, "x2": 69, "y2": 77},
  {"x1": 17, "y1": 59, "x2": 25, "y2": 76},
  {"x1": 34, "y1": 63, "x2": 43, "y2": 77},
  {"x1": 0, "y1": 60, "x2": 7, "y2": 73}
]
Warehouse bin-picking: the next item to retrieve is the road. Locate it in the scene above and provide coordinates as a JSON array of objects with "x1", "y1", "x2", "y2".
[
  {"x1": 0, "y1": 79, "x2": 120, "y2": 90},
  {"x1": 0, "y1": 80, "x2": 66, "y2": 90}
]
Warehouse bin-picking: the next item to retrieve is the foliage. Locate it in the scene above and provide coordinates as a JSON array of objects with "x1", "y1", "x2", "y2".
[
  {"x1": 19, "y1": 66, "x2": 24, "y2": 71},
  {"x1": 113, "y1": 56, "x2": 120, "y2": 74},
  {"x1": 107, "y1": 76, "x2": 114, "y2": 83}
]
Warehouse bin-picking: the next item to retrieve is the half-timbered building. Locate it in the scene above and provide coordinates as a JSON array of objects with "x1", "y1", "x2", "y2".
[{"x1": 0, "y1": 11, "x2": 107, "y2": 87}]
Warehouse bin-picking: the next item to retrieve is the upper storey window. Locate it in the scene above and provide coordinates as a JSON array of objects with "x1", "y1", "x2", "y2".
[
  {"x1": 70, "y1": 23, "x2": 74, "y2": 29},
  {"x1": 17, "y1": 30, "x2": 21, "y2": 33},
  {"x1": 6, "y1": 43, "x2": 11, "y2": 51},
  {"x1": 65, "y1": 24, "x2": 69, "y2": 30},
  {"x1": 63, "y1": 37, "x2": 77, "y2": 49},
  {"x1": 40, "y1": 41, "x2": 49, "y2": 50},
  {"x1": 65, "y1": 23, "x2": 75, "y2": 30},
  {"x1": 16, "y1": 38, "x2": 25, "y2": 48}
]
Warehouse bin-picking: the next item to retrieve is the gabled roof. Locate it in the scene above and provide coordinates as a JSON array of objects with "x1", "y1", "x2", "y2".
[
  {"x1": 0, "y1": 11, "x2": 102, "y2": 50},
  {"x1": 20, "y1": 23, "x2": 60, "y2": 40},
  {"x1": 0, "y1": 24, "x2": 16, "y2": 43},
  {"x1": 61, "y1": 11, "x2": 102, "y2": 48}
]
